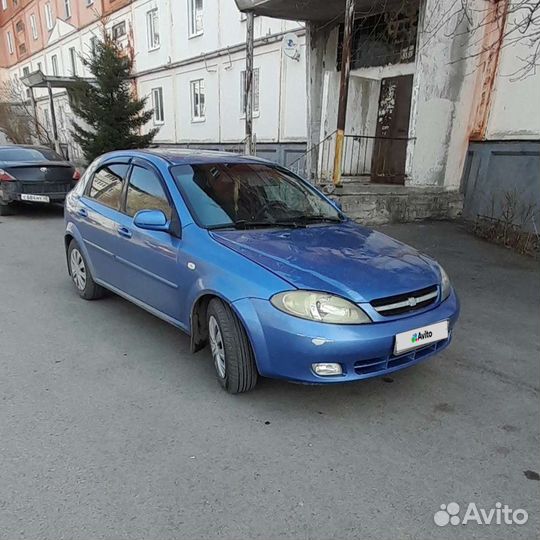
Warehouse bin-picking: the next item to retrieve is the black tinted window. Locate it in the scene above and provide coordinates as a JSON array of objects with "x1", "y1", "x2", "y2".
[
  {"x1": 0, "y1": 147, "x2": 63, "y2": 161},
  {"x1": 88, "y1": 164, "x2": 129, "y2": 210},
  {"x1": 126, "y1": 166, "x2": 171, "y2": 219}
]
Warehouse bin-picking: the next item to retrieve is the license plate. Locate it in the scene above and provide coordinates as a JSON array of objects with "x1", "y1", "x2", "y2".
[
  {"x1": 21, "y1": 194, "x2": 50, "y2": 203},
  {"x1": 394, "y1": 320, "x2": 449, "y2": 354}
]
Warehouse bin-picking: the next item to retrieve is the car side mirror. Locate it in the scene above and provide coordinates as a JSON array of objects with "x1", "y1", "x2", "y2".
[{"x1": 133, "y1": 209, "x2": 169, "y2": 232}]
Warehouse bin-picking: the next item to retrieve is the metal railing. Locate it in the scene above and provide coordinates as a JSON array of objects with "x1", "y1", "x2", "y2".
[{"x1": 288, "y1": 132, "x2": 413, "y2": 185}]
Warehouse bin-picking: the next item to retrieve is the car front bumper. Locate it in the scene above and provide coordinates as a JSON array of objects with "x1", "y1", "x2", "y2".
[{"x1": 233, "y1": 290, "x2": 460, "y2": 384}]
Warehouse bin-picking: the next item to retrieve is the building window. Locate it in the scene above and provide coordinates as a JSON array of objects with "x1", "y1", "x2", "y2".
[
  {"x1": 86, "y1": 0, "x2": 94, "y2": 6},
  {"x1": 151, "y1": 87, "x2": 164, "y2": 124},
  {"x1": 1, "y1": 0, "x2": 7, "y2": 11},
  {"x1": 90, "y1": 36, "x2": 98, "y2": 56},
  {"x1": 37, "y1": 61, "x2": 43, "y2": 73},
  {"x1": 190, "y1": 79, "x2": 205, "y2": 121},
  {"x1": 43, "y1": 109, "x2": 51, "y2": 129},
  {"x1": 111, "y1": 21, "x2": 126, "y2": 41},
  {"x1": 44, "y1": 3, "x2": 54, "y2": 31},
  {"x1": 30, "y1": 13, "x2": 38, "y2": 40},
  {"x1": 51, "y1": 54, "x2": 59, "y2": 76},
  {"x1": 69, "y1": 47, "x2": 77, "y2": 76},
  {"x1": 146, "y1": 9, "x2": 160, "y2": 50},
  {"x1": 6, "y1": 31, "x2": 14, "y2": 55},
  {"x1": 240, "y1": 68, "x2": 259, "y2": 115},
  {"x1": 188, "y1": 0, "x2": 203, "y2": 37},
  {"x1": 64, "y1": 0, "x2": 71, "y2": 19}
]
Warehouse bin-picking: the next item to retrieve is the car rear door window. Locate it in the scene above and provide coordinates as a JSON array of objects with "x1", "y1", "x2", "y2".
[
  {"x1": 88, "y1": 164, "x2": 129, "y2": 210},
  {"x1": 125, "y1": 165, "x2": 172, "y2": 219}
]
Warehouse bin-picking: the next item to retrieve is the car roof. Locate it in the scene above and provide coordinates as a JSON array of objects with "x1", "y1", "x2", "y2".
[
  {"x1": 101, "y1": 148, "x2": 274, "y2": 166},
  {"x1": 0, "y1": 144, "x2": 57, "y2": 151}
]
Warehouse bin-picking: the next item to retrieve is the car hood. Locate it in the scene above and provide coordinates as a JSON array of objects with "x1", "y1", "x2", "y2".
[{"x1": 210, "y1": 221, "x2": 441, "y2": 303}]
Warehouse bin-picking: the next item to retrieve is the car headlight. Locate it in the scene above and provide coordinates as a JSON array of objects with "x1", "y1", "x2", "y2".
[
  {"x1": 440, "y1": 265, "x2": 452, "y2": 301},
  {"x1": 270, "y1": 291, "x2": 371, "y2": 324}
]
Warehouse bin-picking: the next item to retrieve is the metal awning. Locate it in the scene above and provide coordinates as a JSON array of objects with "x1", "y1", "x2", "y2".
[
  {"x1": 20, "y1": 70, "x2": 94, "y2": 89},
  {"x1": 234, "y1": 0, "x2": 394, "y2": 22}
]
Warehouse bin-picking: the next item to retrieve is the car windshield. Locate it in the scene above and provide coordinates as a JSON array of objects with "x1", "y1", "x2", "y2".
[
  {"x1": 171, "y1": 162, "x2": 342, "y2": 229},
  {"x1": 0, "y1": 147, "x2": 63, "y2": 162}
]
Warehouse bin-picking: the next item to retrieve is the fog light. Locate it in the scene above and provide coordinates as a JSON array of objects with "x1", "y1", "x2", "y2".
[{"x1": 312, "y1": 363, "x2": 343, "y2": 376}]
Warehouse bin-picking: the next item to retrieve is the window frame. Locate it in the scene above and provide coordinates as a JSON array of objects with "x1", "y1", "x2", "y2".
[
  {"x1": 6, "y1": 31, "x2": 14, "y2": 55},
  {"x1": 51, "y1": 54, "x2": 59, "y2": 76},
  {"x1": 151, "y1": 87, "x2": 164, "y2": 125},
  {"x1": 190, "y1": 78, "x2": 205, "y2": 122},
  {"x1": 188, "y1": 0, "x2": 203, "y2": 38},
  {"x1": 64, "y1": 0, "x2": 71, "y2": 19},
  {"x1": 240, "y1": 67, "x2": 260, "y2": 117},
  {"x1": 68, "y1": 47, "x2": 77, "y2": 76},
  {"x1": 44, "y1": 2, "x2": 54, "y2": 30},
  {"x1": 146, "y1": 8, "x2": 160, "y2": 51},
  {"x1": 29, "y1": 13, "x2": 38, "y2": 40},
  {"x1": 111, "y1": 20, "x2": 126, "y2": 41}
]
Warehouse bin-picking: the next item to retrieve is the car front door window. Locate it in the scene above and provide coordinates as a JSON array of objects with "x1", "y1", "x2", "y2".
[
  {"x1": 88, "y1": 164, "x2": 129, "y2": 210},
  {"x1": 125, "y1": 165, "x2": 172, "y2": 219}
]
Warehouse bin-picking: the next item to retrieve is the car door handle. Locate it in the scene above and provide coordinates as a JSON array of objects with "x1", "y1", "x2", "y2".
[
  {"x1": 117, "y1": 226, "x2": 132, "y2": 238},
  {"x1": 78, "y1": 208, "x2": 88, "y2": 218}
]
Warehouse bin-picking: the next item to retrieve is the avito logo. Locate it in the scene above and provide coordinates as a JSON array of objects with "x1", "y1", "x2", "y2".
[{"x1": 411, "y1": 329, "x2": 433, "y2": 344}]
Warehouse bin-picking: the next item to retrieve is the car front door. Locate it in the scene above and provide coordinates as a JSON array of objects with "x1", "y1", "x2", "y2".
[
  {"x1": 77, "y1": 160, "x2": 131, "y2": 290},
  {"x1": 114, "y1": 160, "x2": 183, "y2": 321}
]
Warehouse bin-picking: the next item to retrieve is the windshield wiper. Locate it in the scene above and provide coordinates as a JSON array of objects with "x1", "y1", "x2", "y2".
[
  {"x1": 208, "y1": 220, "x2": 306, "y2": 230},
  {"x1": 287, "y1": 214, "x2": 344, "y2": 224}
]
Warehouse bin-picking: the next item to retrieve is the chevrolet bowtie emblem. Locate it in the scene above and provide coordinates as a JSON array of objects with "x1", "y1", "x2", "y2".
[{"x1": 407, "y1": 297, "x2": 417, "y2": 307}]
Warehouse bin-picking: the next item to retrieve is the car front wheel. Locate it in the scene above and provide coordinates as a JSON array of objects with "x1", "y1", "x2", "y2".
[
  {"x1": 207, "y1": 298, "x2": 258, "y2": 394},
  {"x1": 68, "y1": 239, "x2": 105, "y2": 300}
]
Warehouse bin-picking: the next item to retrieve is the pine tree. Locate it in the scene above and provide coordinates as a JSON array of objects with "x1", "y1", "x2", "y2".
[{"x1": 68, "y1": 35, "x2": 158, "y2": 163}]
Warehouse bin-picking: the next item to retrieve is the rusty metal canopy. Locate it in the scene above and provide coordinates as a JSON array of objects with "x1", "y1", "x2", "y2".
[
  {"x1": 20, "y1": 70, "x2": 94, "y2": 89},
  {"x1": 234, "y1": 0, "x2": 397, "y2": 22}
]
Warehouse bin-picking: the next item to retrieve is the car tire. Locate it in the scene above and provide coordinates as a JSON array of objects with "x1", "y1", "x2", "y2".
[
  {"x1": 67, "y1": 239, "x2": 105, "y2": 300},
  {"x1": 207, "y1": 298, "x2": 258, "y2": 394},
  {"x1": 0, "y1": 202, "x2": 15, "y2": 216}
]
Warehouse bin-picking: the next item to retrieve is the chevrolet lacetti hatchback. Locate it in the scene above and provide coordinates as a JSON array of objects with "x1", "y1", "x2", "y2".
[{"x1": 64, "y1": 149, "x2": 459, "y2": 393}]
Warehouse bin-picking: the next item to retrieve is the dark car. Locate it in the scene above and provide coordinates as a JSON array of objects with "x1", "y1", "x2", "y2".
[{"x1": 0, "y1": 145, "x2": 80, "y2": 215}]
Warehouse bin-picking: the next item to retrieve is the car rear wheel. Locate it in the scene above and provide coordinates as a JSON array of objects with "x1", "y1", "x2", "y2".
[
  {"x1": 0, "y1": 202, "x2": 15, "y2": 216},
  {"x1": 68, "y1": 239, "x2": 105, "y2": 300},
  {"x1": 207, "y1": 298, "x2": 258, "y2": 394}
]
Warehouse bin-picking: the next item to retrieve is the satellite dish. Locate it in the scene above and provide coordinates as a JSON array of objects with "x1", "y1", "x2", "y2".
[{"x1": 282, "y1": 32, "x2": 300, "y2": 61}]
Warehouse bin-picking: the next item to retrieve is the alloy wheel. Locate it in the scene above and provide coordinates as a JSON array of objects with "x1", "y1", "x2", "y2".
[
  {"x1": 70, "y1": 248, "x2": 87, "y2": 291},
  {"x1": 208, "y1": 315, "x2": 226, "y2": 378}
]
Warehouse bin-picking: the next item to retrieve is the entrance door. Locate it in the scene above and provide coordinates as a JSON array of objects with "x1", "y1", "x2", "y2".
[{"x1": 371, "y1": 74, "x2": 413, "y2": 184}]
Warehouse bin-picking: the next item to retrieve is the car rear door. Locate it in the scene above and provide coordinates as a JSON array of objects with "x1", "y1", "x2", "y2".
[
  {"x1": 76, "y1": 160, "x2": 131, "y2": 290},
  {"x1": 113, "y1": 159, "x2": 183, "y2": 320}
]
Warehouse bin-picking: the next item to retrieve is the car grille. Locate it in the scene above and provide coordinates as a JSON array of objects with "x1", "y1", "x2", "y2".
[
  {"x1": 22, "y1": 182, "x2": 71, "y2": 194},
  {"x1": 353, "y1": 336, "x2": 451, "y2": 376},
  {"x1": 370, "y1": 285, "x2": 438, "y2": 317}
]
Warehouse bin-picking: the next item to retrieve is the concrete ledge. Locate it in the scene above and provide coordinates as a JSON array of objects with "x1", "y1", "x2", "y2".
[{"x1": 326, "y1": 182, "x2": 463, "y2": 225}]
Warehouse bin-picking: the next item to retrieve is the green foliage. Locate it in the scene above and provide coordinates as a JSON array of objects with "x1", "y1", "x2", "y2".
[{"x1": 68, "y1": 35, "x2": 158, "y2": 163}]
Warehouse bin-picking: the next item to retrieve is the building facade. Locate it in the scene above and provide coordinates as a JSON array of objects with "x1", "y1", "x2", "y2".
[
  {"x1": 238, "y1": 0, "x2": 540, "y2": 226},
  {"x1": 0, "y1": 0, "x2": 308, "y2": 165}
]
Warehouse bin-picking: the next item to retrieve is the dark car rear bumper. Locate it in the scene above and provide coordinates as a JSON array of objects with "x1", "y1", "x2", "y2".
[{"x1": 0, "y1": 181, "x2": 73, "y2": 203}]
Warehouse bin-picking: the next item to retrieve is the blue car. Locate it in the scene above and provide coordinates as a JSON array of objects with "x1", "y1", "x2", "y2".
[{"x1": 64, "y1": 149, "x2": 459, "y2": 393}]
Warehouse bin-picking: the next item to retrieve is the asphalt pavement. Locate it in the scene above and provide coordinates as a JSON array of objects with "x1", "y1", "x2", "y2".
[{"x1": 0, "y1": 203, "x2": 538, "y2": 540}]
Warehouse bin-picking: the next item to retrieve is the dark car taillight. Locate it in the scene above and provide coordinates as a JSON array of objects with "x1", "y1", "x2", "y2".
[
  {"x1": 72, "y1": 169, "x2": 81, "y2": 181},
  {"x1": 0, "y1": 169, "x2": 16, "y2": 182}
]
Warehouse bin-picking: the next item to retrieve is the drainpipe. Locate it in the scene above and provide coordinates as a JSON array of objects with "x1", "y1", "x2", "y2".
[
  {"x1": 244, "y1": 11, "x2": 255, "y2": 155},
  {"x1": 332, "y1": 0, "x2": 355, "y2": 186},
  {"x1": 47, "y1": 82, "x2": 61, "y2": 155}
]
